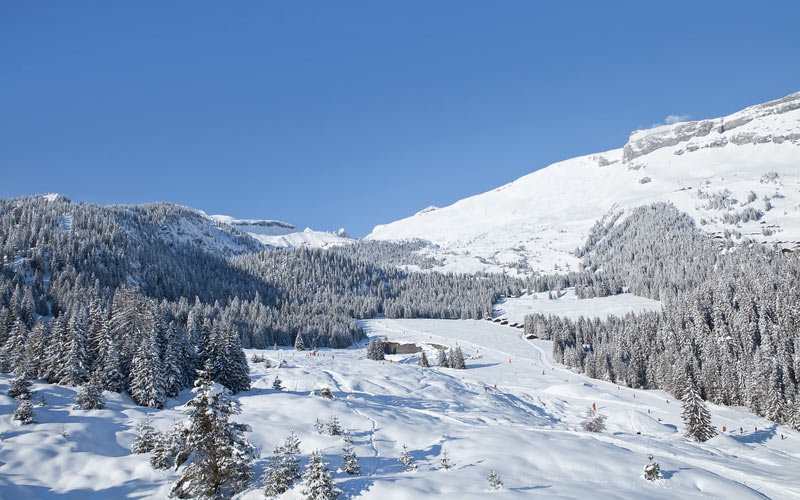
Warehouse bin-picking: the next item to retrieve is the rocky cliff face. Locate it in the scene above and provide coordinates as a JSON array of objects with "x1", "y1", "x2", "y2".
[{"x1": 623, "y1": 91, "x2": 800, "y2": 162}]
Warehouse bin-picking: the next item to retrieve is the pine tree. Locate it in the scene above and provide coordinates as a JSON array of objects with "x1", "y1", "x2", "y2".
[
  {"x1": 450, "y1": 347, "x2": 466, "y2": 370},
  {"x1": 262, "y1": 432, "x2": 302, "y2": 496},
  {"x1": 161, "y1": 325, "x2": 184, "y2": 398},
  {"x1": 8, "y1": 376, "x2": 32, "y2": 400},
  {"x1": 418, "y1": 351, "x2": 429, "y2": 368},
  {"x1": 327, "y1": 415, "x2": 342, "y2": 436},
  {"x1": 13, "y1": 399, "x2": 36, "y2": 424},
  {"x1": 75, "y1": 383, "x2": 105, "y2": 410},
  {"x1": 131, "y1": 415, "x2": 158, "y2": 454},
  {"x1": 487, "y1": 469, "x2": 503, "y2": 490},
  {"x1": 272, "y1": 376, "x2": 284, "y2": 391},
  {"x1": 128, "y1": 330, "x2": 165, "y2": 408},
  {"x1": 438, "y1": 348, "x2": 449, "y2": 368},
  {"x1": 295, "y1": 333, "x2": 305, "y2": 351},
  {"x1": 681, "y1": 380, "x2": 717, "y2": 442},
  {"x1": 440, "y1": 448, "x2": 452, "y2": 470},
  {"x1": 340, "y1": 430, "x2": 360, "y2": 475},
  {"x1": 99, "y1": 333, "x2": 126, "y2": 393},
  {"x1": 301, "y1": 451, "x2": 341, "y2": 500},
  {"x1": 399, "y1": 444, "x2": 417, "y2": 472},
  {"x1": 366, "y1": 339, "x2": 384, "y2": 360},
  {"x1": 170, "y1": 364, "x2": 257, "y2": 500}
]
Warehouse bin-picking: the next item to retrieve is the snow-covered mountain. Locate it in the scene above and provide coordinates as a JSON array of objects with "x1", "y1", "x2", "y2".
[
  {"x1": 210, "y1": 214, "x2": 353, "y2": 249},
  {"x1": 368, "y1": 91, "x2": 800, "y2": 275}
]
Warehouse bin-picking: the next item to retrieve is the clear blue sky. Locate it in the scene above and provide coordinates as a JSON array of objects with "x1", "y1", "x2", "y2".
[{"x1": 2, "y1": 1, "x2": 798, "y2": 236}]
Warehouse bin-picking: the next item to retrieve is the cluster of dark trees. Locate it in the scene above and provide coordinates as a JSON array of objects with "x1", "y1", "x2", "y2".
[
  {"x1": 525, "y1": 203, "x2": 800, "y2": 430},
  {"x1": 0, "y1": 194, "x2": 519, "y2": 407}
]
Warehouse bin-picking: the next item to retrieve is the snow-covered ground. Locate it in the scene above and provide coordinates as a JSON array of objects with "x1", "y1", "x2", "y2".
[
  {"x1": 368, "y1": 91, "x2": 800, "y2": 276},
  {"x1": 2, "y1": 317, "x2": 798, "y2": 499},
  {"x1": 493, "y1": 289, "x2": 662, "y2": 323}
]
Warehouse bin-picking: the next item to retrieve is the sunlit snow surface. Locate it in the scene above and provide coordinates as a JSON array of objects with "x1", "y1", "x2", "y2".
[
  {"x1": 494, "y1": 289, "x2": 662, "y2": 323},
  {"x1": 2, "y1": 316, "x2": 798, "y2": 499}
]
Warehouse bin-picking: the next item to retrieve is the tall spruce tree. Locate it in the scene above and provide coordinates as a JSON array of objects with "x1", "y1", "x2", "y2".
[
  {"x1": 171, "y1": 363, "x2": 256, "y2": 500},
  {"x1": 681, "y1": 380, "x2": 717, "y2": 442}
]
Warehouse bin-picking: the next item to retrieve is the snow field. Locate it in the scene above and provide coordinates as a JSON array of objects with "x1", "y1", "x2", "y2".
[{"x1": 1, "y1": 317, "x2": 799, "y2": 499}]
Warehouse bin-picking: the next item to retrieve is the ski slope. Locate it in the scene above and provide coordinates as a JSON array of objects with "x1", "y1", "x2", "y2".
[
  {"x1": 2, "y1": 317, "x2": 798, "y2": 499},
  {"x1": 368, "y1": 91, "x2": 800, "y2": 275}
]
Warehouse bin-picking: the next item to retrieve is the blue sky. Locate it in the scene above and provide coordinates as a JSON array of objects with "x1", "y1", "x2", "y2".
[{"x1": 1, "y1": 1, "x2": 798, "y2": 236}]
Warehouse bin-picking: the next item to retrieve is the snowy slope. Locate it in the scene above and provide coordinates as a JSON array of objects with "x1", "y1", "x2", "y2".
[
  {"x1": 368, "y1": 91, "x2": 800, "y2": 275},
  {"x1": 210, "y1": 214, "x2": 353, "y2": 249},
  {"x1": 3, "y1": 316, "x2": 798, "y2": 499}
]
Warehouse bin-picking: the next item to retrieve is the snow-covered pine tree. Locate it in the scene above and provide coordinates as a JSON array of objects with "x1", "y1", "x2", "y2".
[
  {"x1": 418, "y1": 351, "x2": 429, "y2": 368},
  {"x1": 13, "y1": 399, "x2": 36, "y2": 424},
  {"x1": 128, "y1": 330, "x2": 165, "y2": 408},
  {"x1": 438, "y1": 348, "x2": 449, "y2": 368},
  {"x1": 262, "y1": 432, "x2": 302, "y2": 496},
  {"x1": 161, "y1": 324, "x2": 184, "y2": 398},
  {"x1": 643, "y1": 454, "x2": 663, "y2": 481},
  {"x1": 327, "y1": 415, "x2": 342, "y2": 436},
  {"x1": 99, "y1": 331, "x2": 126, "y2": 393},
  {"x1": 314, "y1": 418, "x2": 325, "y2": 434},
  {"x1": 581, "y1": 408, "x2": 606, "y2": 432},
  {"x1": 340, "y1": 430, "x2": 360, "y2": 475},
  {"x1": 366, "y1": 339, "x2": 384, "y2": 360},
  {"x1": 399, "y1": 444, "x2": 417, "y2": 472},
  {"x1": 487, "y1": 469, "x2": 503, "y2": 490},
  {"x1": 301, "y1": 450, "x2": 341, "y2": 500},
  {"x1": 440, "y1": 448, "x2": 452, "y2": 470},
  {"x1": 75, "y1": 382, "x2": 105, "y2": 410},
  {"x1": 295, "y1": 333, "x2": 305, "y2": 351},
  {"x1": 681, "y1": 379, "x2": 717, "y2": 442},
  {"x1": 170, "y1": 363, "x2": 257, "y2": 500},
  {"x1": 450, "y1": 347, "x2": 466, "y2": 370},
  {"x1": 151, "y1": 420, "x2": 188, "y2": 470},
  {"x1": 131, "y1": 415, "x2": 158, "y2": 454},
  {"x1": 8, "y1": 376, "x2": 32, "y2": 400},
  {"x1": 272, "y1": 376, "x2": 284, "y2": 391}
]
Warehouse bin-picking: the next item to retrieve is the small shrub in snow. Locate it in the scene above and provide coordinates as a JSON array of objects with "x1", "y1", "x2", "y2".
[
  {"x1": 399, "y1": 444, "x2": 417, "y2": 472},
  {"x1": 8, "y1": 377, "x2": 32, "y2": 400},
  {"x1": 75, "y1": 383, "x2": 105, "y2": 410},
  {"x1": 643, "y1": 454, "x2": 663, "y2": 481},
  {"x1": 581, "y1": 409, "x2": 606, "y2": 432},
  {"x1": 340, "y1": 431, "x2": 360, "y2": 475},
  {"x1": 440, "y1": 448, "x2": 453, "y2": 470},
  {"x1": 36, "y1": 395, "x2": 47, "y2": 407},
  {"x1": 264, "y1": 359, "x2": 272, "y2": 369},
  {"x1": 272, "y1": 376, "x2": 284, "y2": 391},
  {"x1": 314, "y1": 418, "x2": 325, "y2": 434},
  {"x1": 131, "y1": 415, "x2": 158, "y2": 454},
  {"x1": 250, "y1": 353, "x2": 266, "y2": 363},
  {"x1": 13, "y1": 400, "x2": 36, "y2": 424},
  {"x1": 487, "y1": 469, "x2": 503, "y2": 490},
  {"x1": 301, "y1": 450, "x2": 341, "y2": 500}
]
